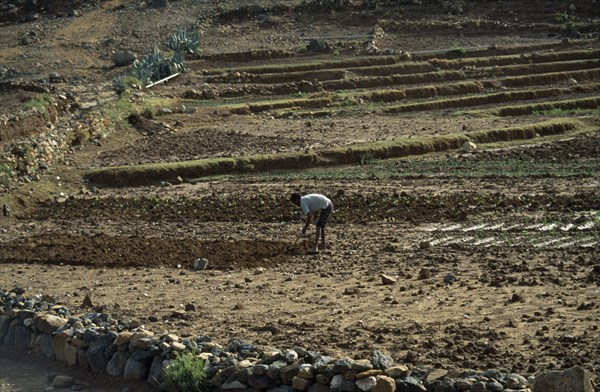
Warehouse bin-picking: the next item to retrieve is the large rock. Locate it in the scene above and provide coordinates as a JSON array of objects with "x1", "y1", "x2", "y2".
[
  {"x1": 53, "y1": 331, "x2": 69, "y2": 362},
  {"x1": 533, "y1": 366, "x2": 594, "y2": 392},
  {"x1": 112, "y1": 50, "x2": 137, "y2": 67},
  {"x1": 33, "y1": 314, "x2": 66, "y2": 333},
  {"x1": 371, "y1": 351, "x2": 393, "y2": 370},
  {"x1": 107, "y1": 351, "x2": 129, "y2": 377},
  {"x1": 78, "y1": 347, "x2": 89, "y2": 369},
  {"x1": 124, "y1": 350, "x2": 152, "y2": 380},
  {"x1": 85, "y1": 335, "x2": 114, "y2": 374},
  {"x1": 148, "y1": 356, "x2": 166, "y2": 386},
  {"x1": 373, "y1": 375, "x2": 395, "y2": 392},
  {"x1": 4, "y1": 322, "x2": 32, "y2": 351},
  {"x1": 280, "y1": 360, "x2": 302, "y2": 384},
  {"x1": 35, "y1": 333, "x2": 55, "y2": 359},
  {"x1": 64, "y1": 341, "x2": 78, "y2": 366},
  {"x1": 0, "y1": 316, "x2": 11, "y2": 340}
]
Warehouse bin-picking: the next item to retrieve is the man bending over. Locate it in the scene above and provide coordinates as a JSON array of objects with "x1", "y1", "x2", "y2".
[{"x1": 290, "y1": 192, "x2": 333, "y2": 253}]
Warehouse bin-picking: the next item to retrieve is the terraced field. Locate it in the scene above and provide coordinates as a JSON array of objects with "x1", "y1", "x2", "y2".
[
  {"x1": 85, "y1": 39, "x2": 600, "y2": 186},
  {"x1": 1, "y1": 0, "x2": 599, "y2": 388}
]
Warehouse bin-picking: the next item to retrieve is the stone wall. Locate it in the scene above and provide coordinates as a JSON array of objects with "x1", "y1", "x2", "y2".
[{"x1": 0, "y1": 289, "x2": 595, "y2": 392}]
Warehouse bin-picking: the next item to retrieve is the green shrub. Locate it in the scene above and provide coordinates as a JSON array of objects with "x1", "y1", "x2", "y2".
[
  {"x1": 112, "y1": 75, "x2": 141, "y2": 95},
  {"x1": 25, "y1": 94, "x2": 52, "y2": 114},
  {"x1": 448, "y1": 46, "x2": 466, "y2": 55},
  {"x1": 161, "y1": 351, "x2": 207, "y2": 392},
  {"x1": 0, "y1": 163, "x2": 13, "y2": 186}
]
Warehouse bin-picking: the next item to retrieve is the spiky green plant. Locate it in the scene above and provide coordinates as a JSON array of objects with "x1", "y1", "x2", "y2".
[
  {"x1": 166, "y1": 28, "x2": 202, "y2": 55},
  {"x1": 132, "y1": 46, "x2": 187, "y2": 85},
  {"x1": 112, "y1": 75, "x2": 128, "y2": 95}
]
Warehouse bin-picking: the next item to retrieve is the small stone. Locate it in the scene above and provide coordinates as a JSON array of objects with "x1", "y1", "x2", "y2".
[
  {"x1": 380, "y1": 274, "x2": 396, "y2": 285},
  {"x1": 509, "y1": 293, "x2": 524, "y2": 303},
  {"x1": 292, "y1": 376, "x2": 312, "y2": 390},
  {"x1": 170, "y1": 310, "x2": 187, "y2": 319},
  {"x1": 114, "y1": 331, "x2": 132, "y2": 346},
  {"x1": 426, "y1": 368, "x2": 448, "y2": 381},
  {"x1": 356, "y1": 376, "x2": 377, "y2": 391},
  {"x1": 51, "y1": 375, "x2": 74, "y2": 388},
  {"x1": 356, "y1": 369, "x2": 382, "y2": 379},
  {"x1": 443, "y1": 274, "x2": 457, "y2": 284},
  {"x1": 193, "y1": 258, "x2": 209, "y2": 270},
  {"x1": 463, "y1": 141, "x2": 477, "y2": 152},
  {"x1": 418, "y1": 267, "x2": 431, "y2": 279},
  {"x1": 486, "y1": 380, "x2": 504, "y2": 392},
  {"x1": 82, "y1": 294, "x2": 94, "y2": 307},
  {"x1": 164, "y1": 333, "x2": 179, "y2": 343},
  {"x1": 222, "y1": 380, "x2": 247, "y2": 390},
  {"x1": 504, "y1": 373, "x2": 528, "y2": 389},
  {"x1": 150, "y1": 0, "x2": 169, "y2": 8},
  {"x1": 384, "y1": 365, "x2": 409, "y2": 378}
]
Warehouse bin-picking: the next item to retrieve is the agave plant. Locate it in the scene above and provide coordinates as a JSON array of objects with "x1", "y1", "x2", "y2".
[
  {"x1": 166, "y1": 51, "x2": 187, "y2": 74},
  {"x1": 132, "y1": 46, "x2": 169, "y2": 83},
  {"x1": 112, "y1": 74, "x2": 128, "y2": 94},
  {"x1": 166, "y1": 28, "x2": 202, "y2": 55}
]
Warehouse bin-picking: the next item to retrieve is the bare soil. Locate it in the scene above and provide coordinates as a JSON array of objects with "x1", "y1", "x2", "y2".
[{"x1": 1, "y1": 0, "x2": 599, "y2": 387}]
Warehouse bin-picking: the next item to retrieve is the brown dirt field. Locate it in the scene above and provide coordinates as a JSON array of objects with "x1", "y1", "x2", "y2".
[{"x1": 1, "y1": 0, "x2": 599, "y2": 387}]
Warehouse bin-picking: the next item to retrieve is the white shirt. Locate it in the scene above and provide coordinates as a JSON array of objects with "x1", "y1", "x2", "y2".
[{"x1": 300, "y1": 194, "x2": 332, "y2": 215}]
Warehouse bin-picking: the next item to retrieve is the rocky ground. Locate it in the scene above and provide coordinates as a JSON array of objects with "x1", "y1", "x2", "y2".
[{"x1": 1, "y1": 0, "x2": 599, "y2": 391}]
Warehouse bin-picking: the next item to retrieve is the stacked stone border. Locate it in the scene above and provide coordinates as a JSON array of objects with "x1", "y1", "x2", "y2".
[{"x1": 0, "y1": 289, "x2": 595, "y2": 391}]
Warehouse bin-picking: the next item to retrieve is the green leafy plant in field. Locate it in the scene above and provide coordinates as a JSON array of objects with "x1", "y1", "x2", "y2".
[
  {"x1": 102, "y1": 95, "x2": 135, "y2": 130},
  {"x1": 532, "y1": 108, "x2": 599, "y2": 116},
  {"x1": 25, "y1": 94, "x2": 52, "y2": 114},
  {"x1": 160, "y1": 351, "x2": 207, "y2": 392},
  {"x1": 448, "y1": 46, "x2": 466, "y2": 56},
  {"x1": 553, "y1": 10, "x2": 574, "y2": 24},
  {"x1": 359, "y1": 151, "x2": 375, "y2": 166},
  {"x1": 112, "y1": 74, "x2": 142, "y2": 95},
  {"x1": 0, "y1": 163, "x2": 13, "y2": 187}
]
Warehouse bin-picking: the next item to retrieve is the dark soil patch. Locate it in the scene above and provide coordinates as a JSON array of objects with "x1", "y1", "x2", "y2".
[
  {"x1": 0, "y1": 234, "x2": 295, "y2": 268},
  {"x1": 91, "y1": 127, "x2": 313, "y2": 166}
]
